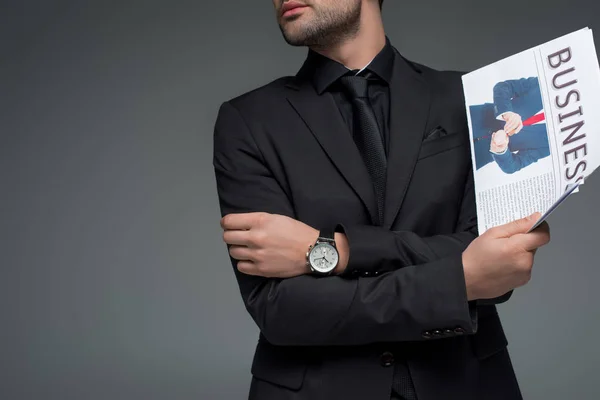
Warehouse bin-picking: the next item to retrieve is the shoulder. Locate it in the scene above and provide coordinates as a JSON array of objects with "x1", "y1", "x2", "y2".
[{"x1": 220, "y1": 76, "x2": 293, "y2": 118}]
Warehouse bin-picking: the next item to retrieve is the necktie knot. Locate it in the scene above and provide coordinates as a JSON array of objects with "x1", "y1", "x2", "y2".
[{"x1": 340, "y1": 75, "x2": 369, "y2": 99}]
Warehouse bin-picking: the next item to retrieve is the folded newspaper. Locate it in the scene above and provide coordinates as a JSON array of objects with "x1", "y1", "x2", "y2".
[{"x1": 462, "y1": 27, "x2": 600, "y2": 234}]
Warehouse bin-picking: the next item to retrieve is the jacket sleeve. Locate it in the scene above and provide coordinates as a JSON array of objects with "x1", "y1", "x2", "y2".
[
  {"x1": 337, "y1": 152, "x2": 512, "y2": 305},
  {"x1": 492, "y1": 146, "x2": 551, "y2": 174},
  {"x1": 213, "y1": 101, "x2": 480, "y2": 346},
  {"x1": 493, "y1": 77, "x2": 540, "y2": 117},
  {"x1": 338, "y1": 161, "x2": 476, "y2": 277}
]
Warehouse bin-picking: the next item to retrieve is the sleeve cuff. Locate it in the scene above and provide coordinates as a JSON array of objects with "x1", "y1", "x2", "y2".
[
  {"x1": 491, "y1": 148, "x2": 511, "y2": 160},
  {"x1": 489, "y1": 146, "x2": 508, "y2": 155},
  {"x1": 335, "y1": 223, "x2": 478, "y2": 339},
  {"x1": 477, "y1": 290, "x2": 513, "y2": 305},
  {"x1": 494, "y1": 104, "x2": 513, "y2": 118},
  {"x1": 412, "y1": 253, "x2": 478, "y2": 340},
  {"x1": 335, "y1": 223, "x2": 406, "y2": 278},
  {"x1": 496, "y1": 111, "x2": 511, "y2": 121}
]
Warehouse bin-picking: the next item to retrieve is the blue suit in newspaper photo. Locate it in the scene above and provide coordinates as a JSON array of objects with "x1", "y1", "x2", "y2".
[{"x1": 469, "y1": 77, "x2": 551, "y2": 174}]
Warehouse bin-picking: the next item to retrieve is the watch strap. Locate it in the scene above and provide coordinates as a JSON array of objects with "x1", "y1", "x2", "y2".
[{"x1": 318, "y1": 228, "x2": 335, "y2": 243}]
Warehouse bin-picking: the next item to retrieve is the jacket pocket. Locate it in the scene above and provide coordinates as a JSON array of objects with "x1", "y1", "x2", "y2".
[
  {"x1": 417, "y1": 131, "x2": 468, "y2": 160},
  {"x1": 470, "y1": 309, "x2": 509, "y2": 360},
  {"x1": 250, "y1": 336, "x2": 308, "y2": 390}
]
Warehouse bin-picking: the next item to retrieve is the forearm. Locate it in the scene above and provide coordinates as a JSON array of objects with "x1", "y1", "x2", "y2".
[
  {"x1": 237, "y1": 253, "x2": 477, "y2": 346},
  {"x1": 331, "y1": 169, "x2": 511, "y2": 305},
  {"x1": 493, "y1": 77, "x2": 538, "y2": 117},
  {"x1": 492, "y1": 147, "x2": 547, "y2": 174},
  {"x1": 337, "y1": 162, "x2": 478, "y2": 277},
  {"x1": 335, "y1": 224, "x2": 476, "y2": 277}
]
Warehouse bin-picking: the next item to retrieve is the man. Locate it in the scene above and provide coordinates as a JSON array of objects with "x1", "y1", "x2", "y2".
[
  {"x1": 470, "y1": 77, "x2": 551, "y2": 174},
  {"x1": 212, "y1": 1, "x2": 550, "y2": 399}
]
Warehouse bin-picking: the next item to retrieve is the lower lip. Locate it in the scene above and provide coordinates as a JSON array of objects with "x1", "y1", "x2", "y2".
[{"x1": 282, "y1": 6, "x2": 307, "y2": 18}]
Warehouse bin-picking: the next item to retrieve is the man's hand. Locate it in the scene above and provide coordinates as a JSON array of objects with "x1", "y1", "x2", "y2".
[
  {"x1": 490, "y1": 129, "x2": 509, "y2": 154},
  {"x1": 220, "y1": 212, "x2": 350, "y2": 278},
  {"x1": 462, "y1": 213, "x2": 550, "y2": 301},
  {"x1": 501, "y1": 111, "x2": 523, "y2": 135}
]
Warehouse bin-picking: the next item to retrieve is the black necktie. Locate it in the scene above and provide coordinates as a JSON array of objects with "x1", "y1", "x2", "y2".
[
  {"x1": 341, "y1": 74, "x2": 417, "y2": 400},
  {"x1": 339, "y1": 74, "x2": 387, "y2": 225}
]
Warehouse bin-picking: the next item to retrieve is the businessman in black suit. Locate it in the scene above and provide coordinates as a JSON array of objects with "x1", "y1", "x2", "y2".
[{"x1": 212, "y1": 1, "x2": 550, "y2": 399}]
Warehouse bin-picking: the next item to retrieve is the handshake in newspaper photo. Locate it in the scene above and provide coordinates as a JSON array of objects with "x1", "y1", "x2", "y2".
[
  {"x1": 489, "y1": 112, "x2": 524, "y2": 154},
  {"x1": 470, "y1": 76, "x2": 551, "y2": 175},
  {"x1": 490, "y1": 110, "x2": 533, "y2": 151}
]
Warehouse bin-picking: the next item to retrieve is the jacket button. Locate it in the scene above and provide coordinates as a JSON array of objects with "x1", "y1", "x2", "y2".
[
  {"x1": 422, "y1": 331, "x2": 432, "y2": 339},
  {"x1": 380, "y1": 351, "x2": 395, "y2": 367},
  {"x1": 443, "y1": 328, "x2": 453, "y2": 335},
  {"x1": 433, "y1": 329, "x2": 442, "y2": 336},
  {"x1": 454, "y1": 327, "x2": 465, "y2": 334}
]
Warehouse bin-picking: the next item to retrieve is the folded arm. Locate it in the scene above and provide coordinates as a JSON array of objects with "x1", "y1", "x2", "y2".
[
  {"x1": 493, "y1": 77, "x2": 540, "y2": 117},
  {"x1": 213, "y1": 101, "x2": 482, "y2": 346},
  {"x1": 336, "y1": 145, "x2": 511, "y2": 305}
]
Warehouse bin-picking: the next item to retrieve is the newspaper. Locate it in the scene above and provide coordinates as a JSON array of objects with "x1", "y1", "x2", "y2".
[{"x1": 462, "y1": 27, "x2": 600, "y2": 234}]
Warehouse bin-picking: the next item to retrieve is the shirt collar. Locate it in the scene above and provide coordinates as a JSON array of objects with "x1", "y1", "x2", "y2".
[{"x1": 305, "y1": 36, "x2": 395, "y2": 95}]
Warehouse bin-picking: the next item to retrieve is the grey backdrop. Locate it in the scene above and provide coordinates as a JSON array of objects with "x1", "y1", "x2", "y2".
[{"x1": 2, "y1": 1, "x2": 599, "y2": 399}]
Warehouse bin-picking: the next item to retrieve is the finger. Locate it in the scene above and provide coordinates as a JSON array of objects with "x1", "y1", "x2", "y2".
[
  {"x1": 221, "y1": 212, "x2": 262, "y2": 230},
  {"x1": 236, "y1": 260, "x2": 259, "y2": 275},
  {"x1": 514, "y1": 231, "x2": 550, "y2": 252},
  {"x1": 507, "y1": 120, "x2": 517, "y2": 132},
  {"x1": 530, "y1": 220, "x2": 550, "y2": 235},
  {"x1": 223, "y1": 229, "x2": 252, "y2": 246},
  {"x1": 515, "y1": 122, "x2": 523, "y2": 134},
  {"x1": 229, "y1": 244, "x2": 254, "y2": 261},
  {"x1": 488, "y1": 212, "x2": 542, "y2": 238},
  {"x1": 513, "y1": 222, "x2": 551, "y2": 251}
]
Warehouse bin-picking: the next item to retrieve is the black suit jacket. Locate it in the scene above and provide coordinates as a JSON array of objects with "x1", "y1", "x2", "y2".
[{"x1": 212, "y1": 48, "x2": 521, "y2": 400}]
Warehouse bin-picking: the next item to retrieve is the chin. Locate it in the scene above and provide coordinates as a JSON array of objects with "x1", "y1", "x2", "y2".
[{"x1": 281, "y1": 27, "x2": 310, "y2": 46}]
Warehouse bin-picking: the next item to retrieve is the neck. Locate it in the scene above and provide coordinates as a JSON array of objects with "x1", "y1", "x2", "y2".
[{"x1": 311, "y1": 4, "x2": 386, "y2": 70}]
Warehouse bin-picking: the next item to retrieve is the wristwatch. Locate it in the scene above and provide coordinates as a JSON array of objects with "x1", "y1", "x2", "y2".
[{"x1": 306, "y1": 229, "x2": 339, "y2": 275}]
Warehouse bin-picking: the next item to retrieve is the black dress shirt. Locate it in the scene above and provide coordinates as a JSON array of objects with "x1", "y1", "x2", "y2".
[{"x1": 303, "y1": 37, "x2": 395, "y2": 157}]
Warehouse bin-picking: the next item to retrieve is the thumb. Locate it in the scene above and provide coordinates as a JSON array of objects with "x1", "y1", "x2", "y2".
[{"x1": 489, "y1": 212, "x2": 541, "y2": 238}]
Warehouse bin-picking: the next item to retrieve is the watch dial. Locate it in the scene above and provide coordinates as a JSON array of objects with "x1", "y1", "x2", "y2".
[{"x1": 309, "y1": 243, "x2": 339, "y2": 273}]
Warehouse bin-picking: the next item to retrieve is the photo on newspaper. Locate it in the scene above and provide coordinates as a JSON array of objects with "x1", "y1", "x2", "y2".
[{"x1": 462, "y1": 27, "x2": 600, "y2": 234}]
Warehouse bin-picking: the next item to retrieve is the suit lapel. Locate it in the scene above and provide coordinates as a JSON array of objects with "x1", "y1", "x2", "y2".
[
  {"x1": 383, "y1": 52, "x2": 431, "y2": 229},
  {"x1": 286, "y1": 80, "x2": 379, "y2": 225}
]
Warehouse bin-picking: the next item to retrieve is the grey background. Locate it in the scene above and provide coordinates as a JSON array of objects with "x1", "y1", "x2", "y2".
[{"x1": 1, "y1": 1, "x2": 599, "y2": 399}]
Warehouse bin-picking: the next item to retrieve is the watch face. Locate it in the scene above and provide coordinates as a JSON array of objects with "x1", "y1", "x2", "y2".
[{"x1": 309, "y1": 243, "x2": 339, "y2": 273}]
